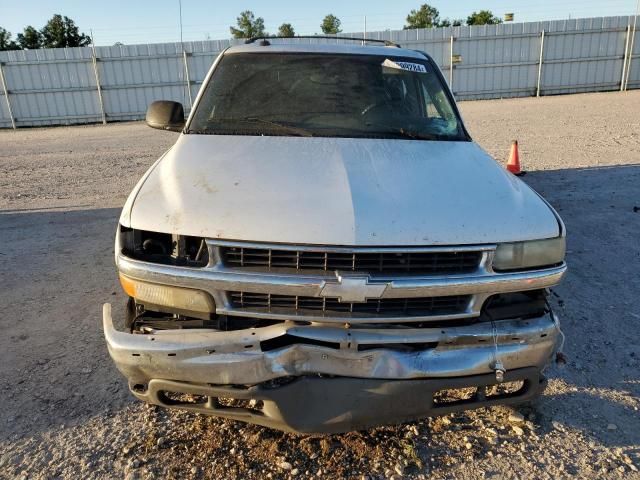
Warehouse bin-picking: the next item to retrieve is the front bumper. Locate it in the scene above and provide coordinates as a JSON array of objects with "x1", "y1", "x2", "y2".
[
  {"x1": 103, "y1": 303, "x2": 558, "y2": 432},
  {"x1": 103, "y1": 304, "x2": 558, "y2": 385}
]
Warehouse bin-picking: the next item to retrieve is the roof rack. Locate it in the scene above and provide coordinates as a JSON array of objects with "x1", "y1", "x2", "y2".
[{"x1": 244, "y1": 36, "x2": 401, "y2": 48}]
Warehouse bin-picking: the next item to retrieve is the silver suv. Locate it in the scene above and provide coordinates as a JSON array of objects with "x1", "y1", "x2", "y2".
[{"x1": 103, "y1": 38, "x2": 567, "y2": 434}]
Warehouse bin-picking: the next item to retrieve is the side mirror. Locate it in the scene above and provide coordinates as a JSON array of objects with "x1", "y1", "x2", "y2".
[{"x1": 145, "y1": 101, "x2": 185, "y2": 132}]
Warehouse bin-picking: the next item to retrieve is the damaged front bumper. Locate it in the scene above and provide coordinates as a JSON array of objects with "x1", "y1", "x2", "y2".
[
  {"x1": 103, "y1": 303, "x2": 559, "y2": 433},
  {"x1": 134, "y1": 370, "x2": 546, "y2": 434}
]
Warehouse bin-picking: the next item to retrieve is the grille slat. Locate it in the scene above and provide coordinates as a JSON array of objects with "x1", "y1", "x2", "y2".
[
  {"x1": 222, "y1": 247, "x2": 482, "y2": 275},
  {"x1": 229, "y1": 292, "x2": 470, "y2": 316}
]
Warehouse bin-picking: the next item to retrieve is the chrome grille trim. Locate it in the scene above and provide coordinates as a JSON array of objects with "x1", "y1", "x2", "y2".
[
  {"x1": 206, "y1": 239, "x2": 493, "y2": 255},
  {"x1": 217, "y1": 307, "x2": 479, "y2": 323},
  {"x1": 118, "y1": 253, "x2": 565, "y2": 300},
  {"x1": 116, "y1": 236, "x2": 566, "y2": 325}
]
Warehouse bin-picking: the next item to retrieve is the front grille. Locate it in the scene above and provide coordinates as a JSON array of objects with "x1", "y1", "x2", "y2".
[
  {"x1": 221, "y1": 247, "x2": 482, "y2": 275},
  {"x1": 229, "y1": 292, "x2": 470, "y2": 316}
]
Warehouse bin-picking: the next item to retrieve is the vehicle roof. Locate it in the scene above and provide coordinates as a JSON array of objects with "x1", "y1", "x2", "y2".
[{"x1": 224, "y1": 42, "x2": 428, "y2": 60}]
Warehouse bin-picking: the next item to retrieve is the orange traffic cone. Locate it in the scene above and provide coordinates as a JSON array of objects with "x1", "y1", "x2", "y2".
[{"x1": 506, "y1": 140, "x2": 525, "y2": 176}]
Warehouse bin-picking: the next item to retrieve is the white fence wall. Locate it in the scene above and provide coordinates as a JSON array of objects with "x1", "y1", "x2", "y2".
[{"x1": 0, "y1": 16, "x2": 638, "y2": 128}]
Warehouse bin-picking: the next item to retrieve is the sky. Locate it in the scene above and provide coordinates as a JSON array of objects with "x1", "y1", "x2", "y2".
[{"x1": 2, "y1": 0, "x2": 639, "y2": 46}]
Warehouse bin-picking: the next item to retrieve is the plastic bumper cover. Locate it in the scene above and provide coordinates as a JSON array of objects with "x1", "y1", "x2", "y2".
[{"x1": 124, "y1": 370, "x2": 547, "y2": 434}]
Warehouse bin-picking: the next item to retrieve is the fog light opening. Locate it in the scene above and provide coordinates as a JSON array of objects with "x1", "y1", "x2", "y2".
[
  {"x1": 217, "y1": 397, "x2": 264, "y2": 413},
  {"x1": 433, "y1": 387, "x2": 477, "y2": 405},
  {"x1": 158, "y1": 391, "x2": 208, "y2": 405},
  {"x1": 131, "y1": 383, "x2": 148, "y2": 394},
  {"x1": 485, "y1": 380, "x2": 526, "y2": 398}
]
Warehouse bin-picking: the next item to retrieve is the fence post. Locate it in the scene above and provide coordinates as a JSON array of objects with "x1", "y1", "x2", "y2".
[
  {"x1": 91, "y1": 44, "x2": 107, "y2": 125},
  {"x1": 182, "y1": 51, "x2": 193, "y2": 109},
  {"x1": 449, "y1": 35, "x2": 454, "y2": 90},
  {"x1": 536, "y1": 30, "x2": 545, "y2": 97},
  {"x1": 626, "y1": 14, "x2": 638, "y2": 90},
  {"x1": 0, "y1": 62, "x2": 16, "y2": 129},
  {"x1": 621, "y1": 25, "x2": 631, "y2": 91}
]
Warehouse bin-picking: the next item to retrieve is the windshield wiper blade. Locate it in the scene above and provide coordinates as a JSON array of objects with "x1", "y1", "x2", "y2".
[
  {"x1": 188, "y1": 117, "x2": 314, "y2": 137},
  {"x1": 364, "y1": 121, "x2": 439, "y2": 140},
  {"x1": 187, "y1": 128, "x2": 221, "y2": 134},
  {"x1": 375, "y1": 128, "x2": 438, "y2": 140},
  {"x1": 242, "y1": 117, "x2": 314, "y2": 137},
  {"x1": 395, "y1": 129, "x2": 437, "y2": 140}
]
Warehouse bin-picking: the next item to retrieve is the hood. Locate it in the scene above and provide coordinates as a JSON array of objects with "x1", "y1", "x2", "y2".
[{"x1": 122, "y1": 135, "x2": 559, "y2": 246}]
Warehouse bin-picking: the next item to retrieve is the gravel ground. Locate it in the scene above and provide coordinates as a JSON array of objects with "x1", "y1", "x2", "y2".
[{"x1": 1, "y1": 90, "x2": 639, "y2": 479}]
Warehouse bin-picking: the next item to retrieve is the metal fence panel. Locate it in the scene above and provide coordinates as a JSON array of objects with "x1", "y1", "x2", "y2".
[
  {"x1": 0, "y1": 64, "x2": 13, "y2": 128},
  {"x1": 0, "y1": 15, "x2": 637, "y2": 128},
  {"x1": 451, "y1": 23, "x2": 543, "y2": 99},
  {"x1": 0, "y1": 47, "x2": 101, "y2": 126},
  {"x1": 541, "y1": 17, "x2": 629, "y2": 95},
  {"x1": 0, "y1": 92, "x2": 11, "y2": 128}
]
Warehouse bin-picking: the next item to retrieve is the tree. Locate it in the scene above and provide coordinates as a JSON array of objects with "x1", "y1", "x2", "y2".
[
  {"x1": 16, "y1": 26, "x2": 42, "y2": 49},
  {"x1": 0, "y1": 27, "x2": 9, "y2": 49},
  {"x1": 404, "y1": 4, "x2": 442, "y2": 29},
  {"x1": 230, "y1": 10, "x2": 266, "y2": 39},
  {"x1": 278, "y1": 23, "x2": 295, "y2": 37},
  {"x1": 0, "y1": 27, "x2": 19, "y2": 50},
  {"x1": 466, "y1": 10, "x2": 502, "y2": 26},
  {"x1": 40, "y1": 15, "x2": 91, "y2": 48},
  {"x1": 321, "y1": 14, "x2": 342, "y2": 34},
  {"x1": 439, "y1": 18, "x2": 464, "y2": 28}
]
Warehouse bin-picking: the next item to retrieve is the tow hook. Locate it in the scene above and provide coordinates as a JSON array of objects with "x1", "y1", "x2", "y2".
[
  {"x1": 550, "y1": 309, "x2": 567, "y2": 364},
  {"x1": 491, "y1": 321, "x2": 505, "y2": 382},
  {"x1": 493, "y1": 360, "x2": 506, "y2": 383}
]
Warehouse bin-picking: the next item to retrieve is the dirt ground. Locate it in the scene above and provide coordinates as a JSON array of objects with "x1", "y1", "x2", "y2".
[{"x1": 1, "y1": 91, "x2": 639, "y2": 479}]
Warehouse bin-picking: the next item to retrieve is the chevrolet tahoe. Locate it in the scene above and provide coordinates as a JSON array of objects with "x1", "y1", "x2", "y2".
[{"x1": 103, "y1": 38, "x2": 567, "y2": 434}]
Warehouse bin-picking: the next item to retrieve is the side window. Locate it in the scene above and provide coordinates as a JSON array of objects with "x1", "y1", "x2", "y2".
[{"x1": 419, "y1": 75, "x2": 460, "y2": 135}]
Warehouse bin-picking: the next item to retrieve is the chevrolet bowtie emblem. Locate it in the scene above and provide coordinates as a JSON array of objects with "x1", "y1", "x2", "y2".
[{"x1": 319, "y1": 272, "x2": 388, "y2": 303}]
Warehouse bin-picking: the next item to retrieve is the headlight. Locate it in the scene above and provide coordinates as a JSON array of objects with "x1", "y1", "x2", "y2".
[
  {"x1": 119, "y1": 274, "x2": 215, "y2": 313},
  {"x1": 493, "y1": 237, "x2": 565, "y2": 271}
]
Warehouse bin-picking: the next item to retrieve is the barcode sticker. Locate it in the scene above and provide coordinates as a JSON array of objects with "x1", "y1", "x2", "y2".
[{"x1": 382, "y1": 59, "x2": 428, "y2": 73}]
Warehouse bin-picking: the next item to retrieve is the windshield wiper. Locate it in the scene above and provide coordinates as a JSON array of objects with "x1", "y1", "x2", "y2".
[
  {"x1": 365, "y1": 122, "x2": 440, "y2": 141},
  {"x1": 188, "y1": 117, "x2": 313, "y2": 137},
  {"x1": 389, "y1": 128, "x2": 438, "y2": 140},
  {"x1": 241, "y1": 117, "x2": 314, "y2": 137}
]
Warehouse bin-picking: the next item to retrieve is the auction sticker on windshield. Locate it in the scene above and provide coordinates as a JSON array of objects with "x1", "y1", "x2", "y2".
[{"x1": 382, "y1": 59, "x2": 428, "y2": 73}]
